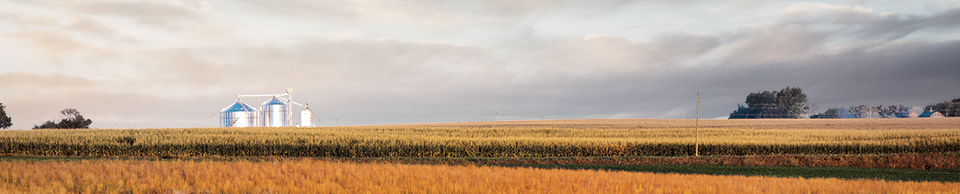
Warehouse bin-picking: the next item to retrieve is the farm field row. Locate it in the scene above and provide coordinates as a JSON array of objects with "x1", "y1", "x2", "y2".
[
  {"x1": 2, "y1": 119, "x2": 957, "y2": 157},
  {"x1": 10, "y1": 152, "x2": 955, "y2": 169},
  {"x1": 2, "y1": 159, "x2": 956, "y2": 194},
  {"x1": 389, "y1": 118, "x2": 960, "y2": 130},
  {"x1": 337, "y1": 153, "x2": 960, "y2": 169}
]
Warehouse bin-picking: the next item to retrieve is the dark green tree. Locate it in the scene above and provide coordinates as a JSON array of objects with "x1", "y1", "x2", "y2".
[
  {"x1": 730, "y1": 91, "x2": 779, "y2": 118},
  {"x1": 747, "y1": 91, "x2": 780, "y2": 116},
  {"x1": 33, "y1": 121, "x2": 57, "y2": 129},
  {"x1": 848, "y1": 105, "x2": 869, "y2": 118},
  {"x1": 813, "y1": 104, "x2": 910, "y2": 119},
  {"x1": 879, "y1": 105, "x2": 895, "y2": 118},
  {"x1": 811, "y1": 107, "x2": 842, "y2": 118},
  {"x1": 33, "y1": 109, "x2": 93, "y2": 129},
  {"x1": 730, "y1": 86, "x2": 808, "y2": 119},
  {"x1": 0, "y1": 103, "x2": 11, "y2": 129},
  {"x1": 877, "y1": 105, "x2": 910, "y2": 118},
  {"x1": 776, "y1": 87, "x2": 808, "y2": 118}
]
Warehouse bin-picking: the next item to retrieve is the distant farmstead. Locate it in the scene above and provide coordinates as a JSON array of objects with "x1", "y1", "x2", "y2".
[
  {"x1": 220, "y1": 88, "x2": 319, "y2": 127},
  {"x1": 919, "y1": 111, "x2": 945, "y2": 118}
]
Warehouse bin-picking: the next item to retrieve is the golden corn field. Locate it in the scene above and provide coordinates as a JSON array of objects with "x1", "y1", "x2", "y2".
[
  {"x1": 2, "y1": 159, "x2": 957, "y2": 194},
  {"x1": 2, "y1": 118, "x2": 959, "y2": 193},
  {"x1": 1, "y1": 118, "x2": 958, "y2": 157}
]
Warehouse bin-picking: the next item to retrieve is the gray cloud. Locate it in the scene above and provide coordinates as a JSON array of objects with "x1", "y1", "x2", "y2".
[
  {"x1": 780, "y1": 6, "x2": 959, "y2": 40},
  {"x1": 1, "y1": 1, "x2": 957, "y2": 129},
  {"x1": 650, "y1": 32, "x2": 721, "y2": 61}
]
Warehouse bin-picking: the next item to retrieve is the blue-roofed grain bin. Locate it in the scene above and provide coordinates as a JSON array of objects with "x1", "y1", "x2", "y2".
[
  {"x1": 220, "y1": 99, "x2": 259, "y2": 127},
  {"x1": 222, "y1": 88, "x2": 321, "y2": 127},
  {"x1": 262, "y1": 96, "x2": 288, "y2": 127}
]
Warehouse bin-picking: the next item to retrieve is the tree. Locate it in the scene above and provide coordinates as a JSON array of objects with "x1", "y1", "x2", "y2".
[
  {"x1": 813, "y1": 104, "x2": 910, "y2": 119},
  {"x1": 925, "y1": 98, "x2": 960, "y2": 117},
  {"x1": 811, "y1": 107, "x2": 842, "y2": 118},
  {"x1": 776, "y1": 87, "x2": 808, "y2": 118},
  {"x1": 0, "y1": 103, "x2": 11, "y2": 129},
  {"x1": 878, "y1": 105, "x2": 894, "y2": 118},
  {"x1": 32, "y1": 109, "x2": 93, "y2": 129},
  {"x1": 730, "y1": 91, "x2": 777, "y2": 118},
  {"x1": 729, "y1": 86, "x2": 809, "y2": 119},
  {"x1": 878, "y1": 105, "x2": 910, "y2": 118},
  {"x1": 33, "y1": 121, "x2": 57, "y2": 129},
  {"x1": 891, "y1": 105, "x2": 911, "y2": 118},
  {"x1": 804, "y1": 103, "x2": 819, "y2": 118},
  {"x1": 747, "y1": 91, "x2": 781, "y2": 117},
  {"x1": 848, "y1": 105, "x2": 869, "y2": 118}
]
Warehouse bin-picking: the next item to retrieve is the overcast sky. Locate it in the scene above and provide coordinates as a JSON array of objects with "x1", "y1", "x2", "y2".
[{"x1": 1, "y1": 0, "x2": 958, "y2": 129}]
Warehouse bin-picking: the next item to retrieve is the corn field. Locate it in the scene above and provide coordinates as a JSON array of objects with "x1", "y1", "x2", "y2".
[{"x1": 2, "y1": 119, "x2": 958, "y2": 158}]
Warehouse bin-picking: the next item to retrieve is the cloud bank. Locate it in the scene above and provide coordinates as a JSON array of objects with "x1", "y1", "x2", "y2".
[{"x1": 1, "y1": 0, "x2": 958, "y2": 129}]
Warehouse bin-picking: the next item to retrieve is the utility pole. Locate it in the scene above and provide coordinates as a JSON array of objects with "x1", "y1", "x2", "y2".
[{"x1": 696, "y1": 92, "x2": 700, "y2": 157}]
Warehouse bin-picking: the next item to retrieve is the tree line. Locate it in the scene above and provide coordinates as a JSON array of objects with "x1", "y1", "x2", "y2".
[
  {"x1": 0, "y1": 104, "x2": 92, "y2": 129},
  {"x1": 812, "y1": 98, "x2": 959, "y2": 118},
  {"x1": 32, "y1": 109, "x2": 94, "y2": 129},
  {"x1": 811, "y1": 105, "x2": 911, "y2": 119},
  {"x1": 728, "y1": 86, "x2": 959, "y2": 119},
  {"x1": 2, "y1": 94, "x2": 957, "y2": 129},
  {"x1": 924, "y1": 98, "x2": 960, "y2": 117}
]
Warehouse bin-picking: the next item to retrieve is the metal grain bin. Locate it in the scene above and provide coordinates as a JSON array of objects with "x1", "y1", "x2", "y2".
[
  {"x1": 220, "y1": 100, "x2": 259, "y2": 127},
  {"x1": 261, "y1": 96, "x2": 287, "y2": 127},
  {"x1": 300, "y1": 109, "x2": 312, "y2": 127}
]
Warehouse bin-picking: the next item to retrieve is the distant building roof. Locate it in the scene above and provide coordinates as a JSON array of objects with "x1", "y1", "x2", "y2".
[
  {"x1": 222, "y1": 101, "x2": 257, "y2": 112},
  {"x1": 262, "y1": 96, "x2": 285, "y2": 106},
  {"x1": 919, "y1": 111, "x2": 945, "y2": 118}
]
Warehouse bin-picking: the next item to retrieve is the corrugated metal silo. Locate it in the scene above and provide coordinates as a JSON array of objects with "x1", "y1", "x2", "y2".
[
  {"x1": 220, "y1": 100, "x2": 259, "y2": 127},
  {"x1": 262, "y1": 96, "x2": 287, "y2": 127}
]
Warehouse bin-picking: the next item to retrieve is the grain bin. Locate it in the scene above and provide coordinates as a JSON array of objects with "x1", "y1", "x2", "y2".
[
  {"x1": 261, "y1": 96, "x2": 288, "y2": 127},
  {"x1": 300, "y1": 109, "x2": 312, "y2": 127},
  {"x1": 220, "y1": 99, "x2": 259, "y2": 127}
]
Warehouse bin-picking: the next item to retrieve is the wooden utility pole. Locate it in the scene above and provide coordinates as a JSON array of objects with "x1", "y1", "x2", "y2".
[{"x1": 696, "y1": 92, "x2": 700, "y2": 157}]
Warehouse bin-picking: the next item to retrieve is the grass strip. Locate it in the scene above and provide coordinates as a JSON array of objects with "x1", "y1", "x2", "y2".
[{"x1": 5, "y1": 155, "x2": 959, "y2": 182}]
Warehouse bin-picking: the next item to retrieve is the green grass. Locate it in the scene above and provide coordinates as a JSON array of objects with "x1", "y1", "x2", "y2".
[{"x1": 516, "y1": 164, "x2": 960, "y2": 183}]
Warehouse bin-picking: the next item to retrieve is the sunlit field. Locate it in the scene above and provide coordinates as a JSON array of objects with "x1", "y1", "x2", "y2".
[
  {"x1": 2, "y1": 159, "x2": 957, "y2": 194},
  {"x1": 2, "y1": 118, "x2": 958, "y2": 193},
  {"x1": 391, "y1": 118, "x2": 960, "y2": 130},
  {"x1": 2, "y1": 118, "x2": 957, "y2": 157}
]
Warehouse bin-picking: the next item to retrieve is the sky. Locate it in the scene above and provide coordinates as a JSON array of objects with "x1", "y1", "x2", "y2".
[{"x1": 1, "y1": 0, "x2": 958, "y2": 129}]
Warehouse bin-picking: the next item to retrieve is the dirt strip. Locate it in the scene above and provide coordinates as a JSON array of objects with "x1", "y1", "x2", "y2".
[
  {"x1": 344, "y1": 153, "x2": 960, "y2": 169},
  {"x1": 4, "y1": 153, "x2": 958, "y2": 169}
]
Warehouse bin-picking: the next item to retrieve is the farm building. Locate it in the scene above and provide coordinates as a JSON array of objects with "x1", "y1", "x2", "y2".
[
  {"x1": 219, "y1": 88, "x2": 318, "y2": 127},
  {"x1": 918, "y1": 111, "x2": 945, "y2": 118}
]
